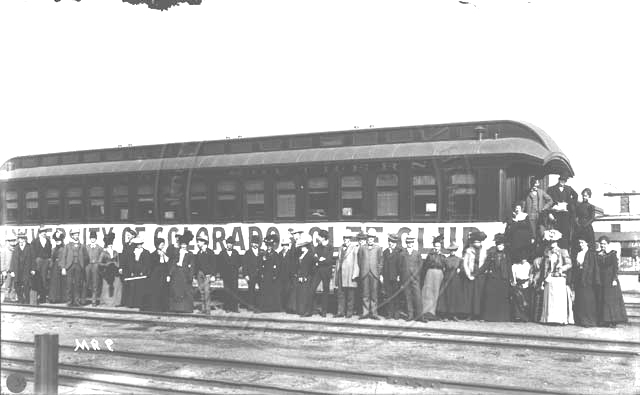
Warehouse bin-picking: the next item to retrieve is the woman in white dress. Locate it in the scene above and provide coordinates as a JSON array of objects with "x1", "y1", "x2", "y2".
[{"x1": 540, "y1": 230, "x2": 574, "y2": 325}]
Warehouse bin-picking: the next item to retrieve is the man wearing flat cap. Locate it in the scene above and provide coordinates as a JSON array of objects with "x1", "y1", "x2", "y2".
[
  {"x1": 241, "y1": 235, "x2": 262, "y2": 311},
  {"x1": 31, "y1": 228, "x2": 52, "y2": 303},
  {"x1": 61, "y1": 229, "x2": 89, "y2": 306},
  {"x1": 9, "y1": 232, "x2": 35, "y2": 304},
  {"x1": 382, "y1": 233, "x2": 403, "y2": 319},
  {"x1": 546, "y1": 172, "x2": 578, "y2": 251},
  {"x1": 195, "y1": 233, "x2": 216, "y2": 311},
  {"x1": 218, "y1": 236, "x2": 241, "y2": 312}
]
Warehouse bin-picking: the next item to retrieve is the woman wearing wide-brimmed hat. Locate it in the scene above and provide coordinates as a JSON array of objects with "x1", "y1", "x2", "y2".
[
  {"x1": 462, "y1": 231, "x2": 488, "y2": 319},
  {"x1": 479, "y1": 234, "x2": 511, "y2": 322},
  {"x1": 436, "y1": 242, "x2": 466, "y2": 320},
  {"x1": 98, "y1": 232, "x2": 122, "y2": 307},
  {"x1": 293, "y1": 235, "x2": 315, "y2": 317},
  {"x1": 48, "y1": 230, "x2": 67, "y2": 303},
  {"x1": 145, "y1": 237, "x2": 170, "y2": 313},
  {"x1": 168, "y1": 230, "x2": 195, "y2": 313},
  {"x1": 540, "y1": 230, "x2": 574, "y2": 325}
]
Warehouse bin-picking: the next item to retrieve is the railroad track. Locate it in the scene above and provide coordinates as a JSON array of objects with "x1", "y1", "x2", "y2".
[
  {"x1": 1, "y1": 339, "x2": 575, "y2": 395},
  {"x1": 3, "y1": 305, "x2": 639, "y2": 358}
]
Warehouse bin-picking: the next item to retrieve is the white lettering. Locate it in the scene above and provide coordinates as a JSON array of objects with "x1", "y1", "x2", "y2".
[
  {"x1": 104, "y1": 338, "x2": 114, "y2": 352},
  {"x1": 90, "y1": 338, "x2": 101, "y2": 351},
  {"x1": 74, "y1": 339, "x2": 90, "y2": 351}
]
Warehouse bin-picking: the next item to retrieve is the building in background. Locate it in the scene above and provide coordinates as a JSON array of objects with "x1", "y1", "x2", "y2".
[{"x1": 593, "y1": 191, "x2": 640, "y2": 273}]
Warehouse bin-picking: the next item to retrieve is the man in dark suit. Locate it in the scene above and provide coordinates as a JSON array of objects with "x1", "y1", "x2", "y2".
[
  {"x1": 382, "y1": 233, "x2": 402, "y2": 319},
  {"x1": 311, "y1": 230, "x2": 333, "y2": 317},
  {"x1": 242, "y1": 235, "x2": 262, "y2": 311},
  {"x1": 218, "y1": 236, "x2": 241, "y2": 312},
  {"x1": 9, "y1": 232, "x2": 35, "y2": 304},
  {"x1": 278, "y1": 238, "x2": 297, "y2": 313},
  {"x1": 61, "y1": 229, "x2": 89, "y2": 306},
  {"x1": 31, "y1": 227, "x2": 52, "y2": 303},
  {"x1": 546, "y1": 172, "x2": 579, "y2": 251},
  {"x1": 400, "y1": 236, "x2": 423, "y2": 321},
  {"x1": 523, "y1": 178, "x2": 554, "y2": 244}
]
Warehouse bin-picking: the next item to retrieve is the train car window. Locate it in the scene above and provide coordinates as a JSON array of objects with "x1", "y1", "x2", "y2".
[
  {"x1": 412, "y1": 175, "x2": 438, "y2": 218},
  {"x1": 319, "y1": 135, "x2": 345, "y2": 147},
  {"x1": 136, "y1": 183, "x2": 155, "y2": 222},
  {"x1": 41, "y1": 155, "x2": 59, "y2": 166},
  {"x1": 189, "y1": 178, "x2": 209, "y2": 222},
  {"x1": 45, "y1": 188, "x2": 61, "y2": 222},
  {"x1": 104, "y1": 150, "x2": 125, "y2": 161},
  {"x1": 276, "y1": 180, "x2": 296, "y2": 218},
  {"x1": 161, "y1": 173, "x2": 185, "y2": 221},
  {"x1": 340, "y1": 175, "x2": 363, "y2": 217},
  {"x1": 376, "y1": 174, "x2": 399, "y2": 217},
  {"x1": 245, "y1": 180, "x2": 265, "y2": 219},
  {"x1": 25, "y1": 190, "x2": 39, "y2": 221},
  {"x1": 21, "y1": 157, "x2": 40, "y2": 168},
  {"x1": 66, "y1": 187, "x2": 83, "y2": 221},
  {"x1": 260, "y1": 139, "x2": 283, "y2": 151},
  {"x1": 112, "y1": 184, "x2": 130, "y2": 221},
  {"x1": 88, "y1": 186, "x2": 105, "y2": 219},
  {"x1": 354, "y1": 131, "x2": 378, "y2": 145},
  {"x1": 82, "y1": 152, "x2": 101, "y2": 163},
  {"x1": 386, "y1": 130, "x2": 413, "y2": 143},
  {"x1": 5, "y1": 190, "x2": 19, "y2": 222},
  {"x1": 202, "y1": 142, "x2": 225, "y2": 155},
  {"x1": 448, "y1": 172, "x2": 478, "y2": 220},
  {"x1": 230, "y1": 142, "x2": 252, "y2": 154},
  {"x1": 307, "y1": 177, "x2": 329, "y2": 218},
  {"x1": 61, "y1": 153, "x2": 80, "y2": 165},
  {"x1": 216, "y1": 181, "x2": 239, "y2": 219},
  {"x1": 290, "y1": 136, "x2": 313, "y2": 149}
]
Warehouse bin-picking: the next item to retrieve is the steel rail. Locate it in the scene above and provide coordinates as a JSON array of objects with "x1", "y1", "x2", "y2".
[{"x1": 1, "y1": 339, "x2": 575, "y2": 395}]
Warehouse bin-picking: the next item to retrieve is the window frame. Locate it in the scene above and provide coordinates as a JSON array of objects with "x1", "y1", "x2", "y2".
[
  {"x1": 306, "y1": 175, "x2": 329, "y2": 219},
  {"x1": 375, "y1": 172, "x2": 400, "y2": 218},
  {"x1": 339, "y1": 173, "x2": 365, "y2": 219},
  {"x1": 446, "y1": 170, "x2": 479, "y2": 222},
  {"x1": 411, "y1": 173, "x2": 439, "y2": 220}
]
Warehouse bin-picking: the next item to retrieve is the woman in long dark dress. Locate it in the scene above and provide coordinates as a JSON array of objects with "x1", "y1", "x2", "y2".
[
  {"x1": 48, "y1": 230, "x2": 66, "y2": 303},
  {"x1": 294, "y1": 235, "x2": 315, "y2": 317},
  {"x1": 510, "y1": 247, "x2": 533, "y2": 322},
  {"x1": 145, "y1": 238, "x2": 170, "y2": 312},
  {"x1": 436, "y1": 243, "x2": 466, "y2": 319},
  {"x1": 479, "y1": 234, "x2": 511, "y2": 321},
  {"x1": 257, "y1": 234, "x2": 283, "y2": 313},
  {"x1": 218, "y1": 236, "x2": 241, "y2": 312},
  {"x1": 596, "y1": 236, "x2": 628, "y2": 327},
  {"x1": 462, "y1": 231, "x2": 488, "y2": 319},
  {"x1": 573, "y1": 238, "x2": 600, "y2": 327},
  {"x1": 575, "y1": 188, "x2": 596, "y2": 250},
  {"x1": 168, "y1": 231, "x2": 195, "y2": 313},
  {"x1": 130, "y1": 237, "x2": 151, "y2": 309},
  {"x1": 505, "y1": 202, "x2": 534, "y2": 260},
  {"x1": 98, "y1": 232, "x2": 122, "y2": 307}
]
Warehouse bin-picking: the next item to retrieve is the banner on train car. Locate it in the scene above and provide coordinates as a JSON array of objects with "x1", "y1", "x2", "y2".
[{"x1": 0, "y1": 222, "x2": 505, "y2": 254}]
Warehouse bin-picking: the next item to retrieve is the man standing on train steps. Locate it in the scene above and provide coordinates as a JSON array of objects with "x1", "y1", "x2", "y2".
[
  {"x1": 382, "y1": 233, "x2": 402, "y2": 319},
  {"x1": 85, "y1": 231, "x2": 103, "y2": 306},
  {"x1": 358, "y1": 229, "x2": 383, "y2": 319},
  {"x1": 242, "y1": 235, "x2": 262, "y2": 312},
  {"x1": 311, "y1": 230, "x2": 333, "y2": 317},
  {"x1": 31, "y1": 227, "x2": 52, "y2": 303},
  {"x1": 523, "y1": 178, "x2": 554, "y2": 246},
  {"x1": 62, "y1": 229, "x2": 88, "y2": 307},
  {"x1": 195, "y1": 234, "x2": 216, "y2": 311}
]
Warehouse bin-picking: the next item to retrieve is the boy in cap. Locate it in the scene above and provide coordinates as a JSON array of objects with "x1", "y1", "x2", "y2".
[
  {"x1": 358, "y1": 229, "x2": 383, "y2": 319},
  {"x1": 311, "y1": 230, "x2": 333, "y2": 317},
  {"x1": 32, "y1": 227, "x2": 52, "y2": 303},
  {"x1": 382, "y1": 233, "x2": 403, "y2": 319},
  {"x1": 85, "y1": 230, "x2": 104, "y2": 306},
  {"x1": 334, "y1": 233, "x2": 360, "y2": 318},
  {"x1": 195, "y1": 233, "x2": 216, "y2": 312},
  {"x1": 61, "y1": 229, "x2": 89, "y2": 306},
  {"x1": 400, "y1": 235, "x2": 423, "y2": 321},
  {"x1": 242, "y1": 235, "x2": 262, "y2": 311},
  {"x1": 218, "y1": 236, "x2": 241, "y2": 312}
]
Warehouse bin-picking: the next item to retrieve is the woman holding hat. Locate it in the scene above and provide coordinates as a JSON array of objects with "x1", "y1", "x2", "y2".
[
  {"x1": 98, "y1": 232, "x2": 122, "y2": 307},
  {"x1": 436, "y1": 242, "x2": 466, "y2": 320},
  {"x1": 257, "y1": 234, "x2": 283, "y2": 312},
  {"x1": 596, "y1": 236, "x2": 627, "y2": 327},
  {"x1": 540, "y1": 230, "x2": 574, "y2": 325},
  {"x1": 478, "y1": 234, "x2": 511, "y2": 322},
  {"x1": 572, "y1": 237, "x2": 600, "y2": 327},
  {"x1": 48, "y1": 230, "x2": 67, "y2": 303},
  {"x1": 168, "y1": 230, "x2": 195, "y2": 313},
  {"x1": 462, "y1": 231, "x2": 488, "y2": 319},
  {"x1": 145, "y1": 237, "x2": 170, "y2": 312}
]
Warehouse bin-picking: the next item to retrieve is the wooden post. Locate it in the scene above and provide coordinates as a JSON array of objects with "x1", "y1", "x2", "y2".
[
  {"x1": 34, "y1": 333, "x2": 58, "y2": 395},
  {"x1": 203, "y1": 274, "x2": 211, "y2": 315}
]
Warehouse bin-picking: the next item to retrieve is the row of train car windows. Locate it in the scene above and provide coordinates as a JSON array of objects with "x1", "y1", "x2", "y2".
[{"x1": 2, "y1": 173, "x2": 480, "y2": 223}]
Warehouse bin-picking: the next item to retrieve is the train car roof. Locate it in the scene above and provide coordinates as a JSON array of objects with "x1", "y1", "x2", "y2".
[{"x1": 0, "y1": 120, "x2": 574, "y2": 180}]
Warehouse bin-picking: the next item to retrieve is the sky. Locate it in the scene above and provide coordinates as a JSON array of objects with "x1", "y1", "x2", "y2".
[{"x1": 0, "y1": 0, "x2": 638, "y2": 215}]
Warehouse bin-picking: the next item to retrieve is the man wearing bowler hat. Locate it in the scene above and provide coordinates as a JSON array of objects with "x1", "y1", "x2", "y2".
[
  {"x1": 61, "y1": 229, "x2": 88, "y2": 306},
  {"x1": 9, "y1": 232, "x2": 35, "y2": 304},
  {"x1": 218, "y1": 236, "x2": 241, "y2": 312},
  {"x1": 242, "y1": 235, "x2": 262, "y2": 311},
  {"x1": 195, "y1": 233, "x2": 216, "y2": 310},
  {"x1": 400, "y1": 235, "x2": 423, "y2": 321},
  {"x1": 31, "y1": 227, "x2": 52, "y2": 303},
  {"x1": 382, "y1": 233, "x2": 403, "y2": 319},
  {"x1": 85, "y1": 230, "x2": 103, "y2": 306},
  {"x1": 546, "y1": 171, "x2": 578, "y2": 251}
]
